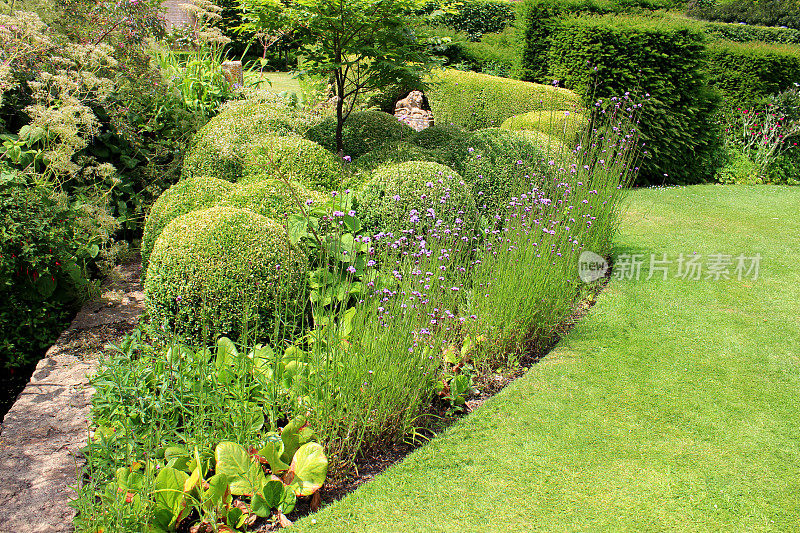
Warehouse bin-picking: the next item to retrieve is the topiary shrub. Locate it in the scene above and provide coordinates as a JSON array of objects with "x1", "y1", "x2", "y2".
[
  {"x1": 352, "y1": 141, "x2": 446, "y2": 175},
  {"x1": 144, "y1": 206, "x2": 306, "y2": 343},
  {"x1": 357, "y1": 161, "x2": 477, "y2": 235},
  {"x1": 412, "y1": 123, "x2": 469, "y2": 150},
  {"x1": 223, "y1": 179, "x2": 329, "y2": 220},
  {"x1": 305, "y1": 111, "x2": 416, "y2": 158},
  {"x1": 706, "y1": 40, "x2": 800, "y2": 109},
  {"x1": 141, "y1": 176, "x2": 235, "y2": 272},
  {"x1": 182, "y1": 100, "x2": 311, "y2": 182},
  {"x1": 500, "y1": 108, "x2": 589, "y2": 145},
  {"x1": 441, "y1": 128, "x2": 559, "y2": 213},
  {"x1": 544, "y1": 14, "x2": 723, "y2": 185},
  {"x1": 425, "y1": 69, "x2": 581, "y2": 131},
  {"x1": 240, "y1": 135, "x2": 343, "y2": 190}
]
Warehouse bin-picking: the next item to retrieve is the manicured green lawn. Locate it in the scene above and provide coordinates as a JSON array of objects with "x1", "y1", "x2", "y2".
[
  {"x1": 249, "y1": 71, "x2": 302, "y2": 94},
  {"x1": 293, "y1": 185, "x2": 800, "y2": 532}
]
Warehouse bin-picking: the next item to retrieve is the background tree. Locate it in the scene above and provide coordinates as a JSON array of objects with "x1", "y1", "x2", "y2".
[{"x1": 290, "y1": 0, "x2": 431, "y2": 155}]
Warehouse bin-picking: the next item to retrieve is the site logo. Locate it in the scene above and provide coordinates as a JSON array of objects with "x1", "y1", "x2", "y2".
[{"x1": 578, "y1": 251, "x2": 608, "y2": 283}]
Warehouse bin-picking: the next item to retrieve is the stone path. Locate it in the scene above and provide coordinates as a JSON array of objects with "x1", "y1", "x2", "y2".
[{"x1": 0, "y1": 262, "x2": 144, "y2": 533}]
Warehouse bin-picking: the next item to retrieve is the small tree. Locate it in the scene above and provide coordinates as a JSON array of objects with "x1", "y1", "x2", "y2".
[{"x1": 241, "y1": 0, "x2": 430, "y2": 155}]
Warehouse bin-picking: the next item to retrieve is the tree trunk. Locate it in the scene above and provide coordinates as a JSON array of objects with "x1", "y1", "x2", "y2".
[{"x1": 335, "y1": 72, "x2": 346, "y2": 157}]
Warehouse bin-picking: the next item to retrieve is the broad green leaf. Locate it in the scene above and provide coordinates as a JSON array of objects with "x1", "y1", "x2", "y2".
[
  {"x1": 203, "y1": 473, "x2": 230, "y2": 512},
  {"x1": 153, "y1": 467, "x2": 188, "y2": 520},
  {"x1": 251, "y1": 479, "x2": 285, "y2": 517},
  {"x1": 280, "y1": 415, "x2": 308, "y2": 464},
  {"x1": 216, "y1": 337, "x2": 238, "y2": 370},
  {"x1": 287, "y1": 442, "x2": 328, "y2": 497},
  {"x1": 215, "y1": 441, "x2": 266, "y2": 495},
  {"x1": 258, "y1": 433, "x2": 289, "y2": 474}
]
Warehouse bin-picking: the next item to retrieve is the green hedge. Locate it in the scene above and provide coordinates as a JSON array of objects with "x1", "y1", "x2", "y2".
[
  {"x1": 702, "y1": 20, "x2": 800, "y2": 45},
  {"x1": 442, "y1": 128, "x2": 558, "y2": 212},
  {"x1": 544, "y1": 15, "x2": 722, "y2": 184},
  {"x1": 417, "y1": 0, "x2": 516, "y2": 40},
  {"x1": 357, "y1": 161, "x2": 477, "y2": 235},
  {"x1": 240, "y1": 136, "x2": 343, "y2": 190},
  {"x1": 144, "y1": 206, "x2": 306, "y2": 343},
  {"x1": 352, "y1": 141, "x2": 447, "y2": 175},
  {"x1": 706, "y1": 40, "x2": 800, "y2": 108},
  {"x1": 305, "y1": 111, "x2": 416, "y2": 159},
  {"x1": 688, "y1": 0, "x2": 800, "y2": 31},
  {"x1": 141, "y1": 176, "x2": 235, "y2": 273},
  {"x1": 224, "y1": 179, "x2": 328, "y2": 220},
  {"x1": 426, "y1": 69, "x2": 581, "y2": 131},
  {"x1": 182, "y1": 99, "x2": 310, "y2": 182},
  {"x1": 500, "y1": 108, "x2": 589, "y2": 144}
]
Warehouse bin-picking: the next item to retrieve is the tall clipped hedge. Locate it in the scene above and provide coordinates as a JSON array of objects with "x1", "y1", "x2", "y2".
[
  {"x1": 702, "y1": 21, "x2": 800, "y2": 45},
  {"x1": 706, "y1": 41, "x2": 800, "y2": 108},
  {"x1": 426, "y1": 69, "x2": 581, "y2": 130},
  {"x1": 688, "y1": 0, "x2": 800, "y2": 31},
  {"x1": 543, "y1": 15, "x2": 722, "y2": 185}
]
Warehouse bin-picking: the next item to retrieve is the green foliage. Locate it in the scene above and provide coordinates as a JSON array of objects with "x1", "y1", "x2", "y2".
[
  {"x1": 443, "y1": 128, "x2": 556, "y2": 213},
  {"x1": 701, "y1": 20, "x2": 800, "y2": 45},
  {"x1": 224, "y1": 179, "x2": 329, "y2": 220},
  {"x1": 182, "y1": 97, "x2": 312, "y2": 182},
  {"x1": 141, "y1": 176, "x2": 235, "y2": 272},
  {"x1": 154, "y1": 46, "x2": 235, "y2": 119},
  {"x1": 425, "y1": 69, "x2": 581, "y2": 131},
  {"x1": 422, "y1": 24, "x2": 520, "y2": 77},
  {"x1": 706, "y1": 40, "x2": 800, "y2": 109},
  {"x1": 356, "y1": 161, "x2": 477, "y2": 234},
  {"x1": 688, "y1": 0, "x2": 800, "y2": 31},
  {"x1": 418, "y1": 0, "x2": 516, "y2": 40},
  {"x1": 0, "y1": 170, "x2": 100, "y2": 368},
  {"x1": 288, "y1": 0, "x2": 433, "y2": 154},
  {"x1": 144, "y1": 206, "x2": 307, "y2": 343},
  {"x1": 544, "y1": 15, "x2": 723, "y2": 185},
  {"x1": 351, "y1": 141, "x2": 446, "y2": 175},
  {"x1": 501, "y1": 108, "x2": 589, "y2": 144},
  {"x1": 240, "y1": 135, "x2": 343, "y2": 190},
  {"x1": 412, "y1": 123, "x2": 469, "y2": 150},
  {"x1": 306, "y1": 111, "x2": 416, "y2": 159}
]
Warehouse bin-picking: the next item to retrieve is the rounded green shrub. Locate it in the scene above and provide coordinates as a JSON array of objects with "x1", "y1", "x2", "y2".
[
  {"x1": 144, "y1": 206, "x2": 306, "y2": 343},
  {"x1": 352, "y1": 141, "x2": 446, "y2": 175},
  {"x1": 500, "y1": 109, "x2": 588, "y2": 145},
  {"x1": 141, "y1": 176, "x2": 235, "y2": 272},
  {"x1": 412, "y1": 123, "x2": 469, "y2": 150},
  {"x1": 305, "y1": 111, "x2": 416, "y2": 159},
  {"x1": 224, "y1": 179, "x2": 328, "y2": 220},
  {"x1": 442, "y1": 128, "x2": 557, "y2": 213},
  {"x1": 183, "y1": 100, "x2": 310, "y2": 182},
  {"x1": 240, "y1": 135, "x2": 343, "y2": 191},
  {"x1": 357, "y1": 161, "x2": 477, "y2": 235}
]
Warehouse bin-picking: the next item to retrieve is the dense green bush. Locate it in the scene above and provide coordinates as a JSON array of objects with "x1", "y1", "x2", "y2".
[
  {"x1": 224, "y1": 179, "x2": 329, "y2": 219},
  {"x1": 706, "y1": 41, "x2": 800, "y2": 108},
  {"x1": 412, "y1": 123, "x2": 470, "y2": 149},
  {"x1": 240, "y1": 135, "x2": 343, "y2": 190},
  {"x1": 357, "y1": 161, "x2": 477, "y2": 234},
  {"x1": 544, "y1": 15, "x2": 722, "y2": 184},
  {"x1": 688, "y1": 0, "x2": 800, "y2": 31},
  {"x1": 418, "y1": 0, "x2": 516, "y2": 39},
  {"x1": 701, "y1": 20, "x2": 800, "y2": 44},
  {"x1": 305, "y1": 111, "x2": 416, "y2": 159},
  {"x1": 426, "y1": 69, "x2": 581, "y2": 131},
  {"x1": 444, "y1": 128, "x2": 556, "y2": 212},
  {"x1": 352, "y1": 141, "x2": 446, "y2": 174},
  {"x1": 424, "y1": 25, "x2": 520, "y2": 77},
  {"x1": 182, "y1": 98, "x2": 311, "y2": 182},
  {"x1": 0, "y1": 170, "x2": 111, "y2": 368},
  {"x1": 144, "y1": 206, "x2": 306, "y2": 342},
  {"x1": 501, "y1": 108, "x2": 589, "y2": 144},
  {"x1": 141, "y1": 176, "x2": 235, "y2": 272}
]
